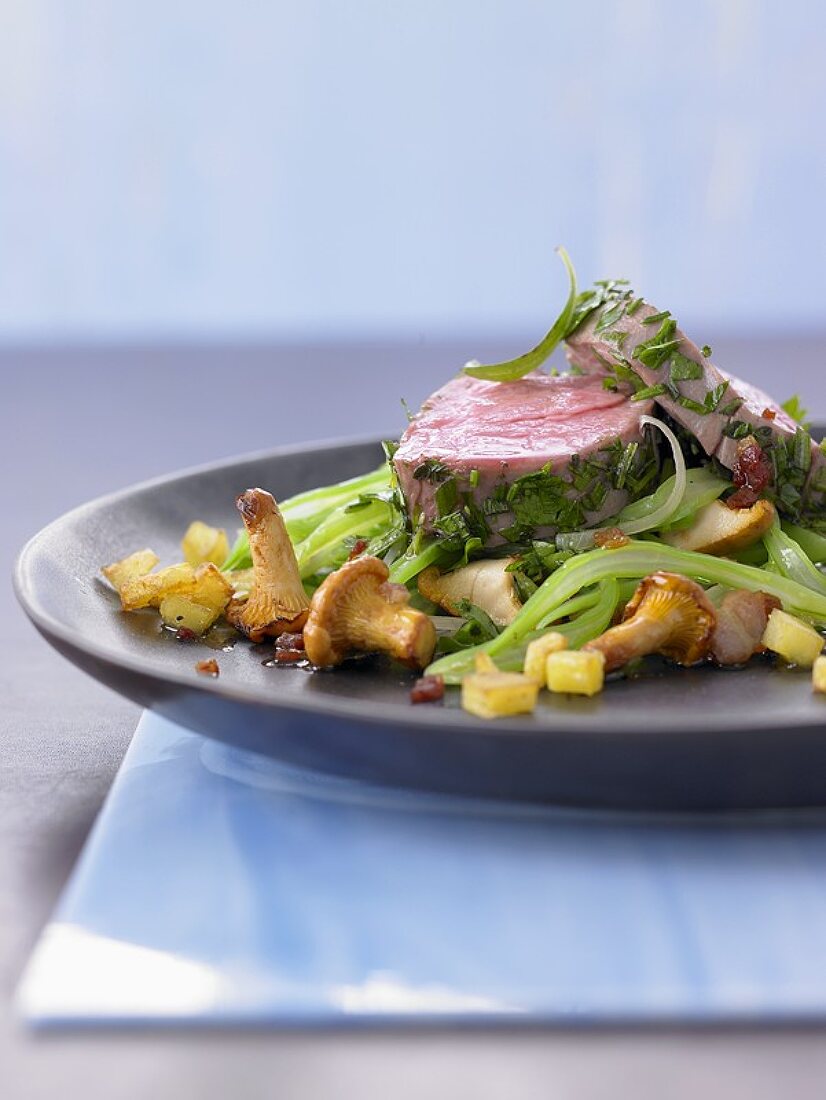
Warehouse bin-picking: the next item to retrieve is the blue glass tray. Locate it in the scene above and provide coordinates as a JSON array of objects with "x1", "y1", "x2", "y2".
[{"x1": 18, "y1": 712, "x2": 826, "y2": 1026}]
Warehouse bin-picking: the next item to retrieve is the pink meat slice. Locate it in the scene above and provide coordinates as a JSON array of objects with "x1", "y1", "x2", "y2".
[
  {"x1": 565, "y1": 301, "x2": 825, "y2": 503},
  {"x1": 394, "y1": 372, "x2": 654, "y2": 535}
]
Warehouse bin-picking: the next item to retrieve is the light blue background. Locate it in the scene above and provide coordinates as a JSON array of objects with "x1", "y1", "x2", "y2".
[
  {"x1": 20, "y1": 712, "x2": 826, "y2": 1025},
  {"x1": 1, "y1": 0, "x2": 825, "y2": 342}
]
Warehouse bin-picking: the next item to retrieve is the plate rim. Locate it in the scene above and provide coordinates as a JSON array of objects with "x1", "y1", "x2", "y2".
[{"x1": 13, "y1": 433, "x2": 826, "y2": 740}]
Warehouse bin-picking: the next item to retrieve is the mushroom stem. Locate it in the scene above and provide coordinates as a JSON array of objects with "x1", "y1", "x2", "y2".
[
  {"x1": 583, "y1": 571, "x2": 716, "y2": 673},
  {"x1": 225, "y1": 488, "x2": 310, "y2": 642}
]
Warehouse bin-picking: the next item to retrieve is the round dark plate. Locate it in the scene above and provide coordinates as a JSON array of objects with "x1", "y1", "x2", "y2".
[{"x1": 14, "y1": 435, "x2": 826, "y2": 811}]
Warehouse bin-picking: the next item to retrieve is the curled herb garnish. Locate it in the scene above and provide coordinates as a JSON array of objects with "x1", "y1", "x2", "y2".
[{"x1": 463, "y1": 247, "x2": 577, "y2": 382}]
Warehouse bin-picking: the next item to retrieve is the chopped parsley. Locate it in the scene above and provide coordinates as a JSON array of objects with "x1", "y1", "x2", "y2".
[
  {"x1": 614, "y1": 441, "x2": 639, "y2": 491},
  {"x1": 482, "y1": 484, "x2": 510, "y2": 516},
  {"x1": 508, "y1": 542, "x2": 573, "y2": 584},
  {"x1": 594, "y1": 298, "x2": 628, "y2": 334},
  {"x1": 434, "y1": 477, "x2": 459, "y2": 517},
  {"x1": 565, "y1": 279, "x2": 633, "y2": 338},
  {"x1": 642, "y1": 309, "x2": 672, "y2": 326},
  {"x1": 676, "y1": 395, "x2": 711, "y2": 415},
  {"x1": 631, "y1": 383, "x2": 669, "y2": 402},
  {"x1": 435, "y1": 598, "x2": 501, "y2": 653},
  {"x1": 781, "y1": 395, "x2": 812, "y2": 432},
  {"x1": 506, "y1": 465, "x2": 572, "y2": 530},
  {"x1": 703, "y1": 381, "x2": 730, "y2": 413},
  {"x1": 668, "y1": 353, "x2": 703, "y2": 383},
  {"x1": 412, "y1": 458, "x2": 451, "y2": 482},
  {"x1": 602, "y1": 329, "x2": 628, "y2": 349},
  {"x1": 632, "y1": 317, "x2": 681, "y2": 369},
  {"x1": 432, "y1": 510, "x2": 472, "y2": 543}
]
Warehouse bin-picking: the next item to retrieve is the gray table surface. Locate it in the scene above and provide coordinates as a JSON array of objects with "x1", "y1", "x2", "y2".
[{"x1": 3, "y1": 337, "x2": 826, "y2": 1100}]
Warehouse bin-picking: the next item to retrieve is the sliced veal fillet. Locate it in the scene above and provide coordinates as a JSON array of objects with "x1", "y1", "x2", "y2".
[
  {"x1": 564, "y1": 298, "x2": 826, "y2": 522},
  {"x1": 393, "y1": 372, "x2": 656, "y2": 544}
]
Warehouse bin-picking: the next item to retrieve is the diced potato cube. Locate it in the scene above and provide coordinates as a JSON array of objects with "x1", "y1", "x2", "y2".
[
  {"x1": 524, "y1": 632, "x2": 568, "y2": 686},
  {"x1": 120, "y1": 561, "x2": 234, "y2": 615},
  {"x1": 189, "y1": 563, "x2": 234, "y2": 614},
  {"x1": 474, "y1": 652, "x2": 498, "y2": 674},
  {"x1": 813, "y1": 656, "x2": 826, "y2": 694},
  {"x1": 461, "y1": 670, "x2": 539, "y2": 719},
  {"x1": 119, "y1": 563, "x2": 196, "y2": 611},
  {"x1": 101, "y1": 549, "x2": 159, "y2": 593},
  {"x1": 546, "y1": 650, "x2": 605, "y2": 697},
  {"x1": 181, "y1": 521, "x2": 230, "y2": 568},
  {"x1": 159, "y1": 595, "x2": 220, "y2": 635},
  {"x1": 761, "y1": 609, "x2": 825, "y2": 668}
]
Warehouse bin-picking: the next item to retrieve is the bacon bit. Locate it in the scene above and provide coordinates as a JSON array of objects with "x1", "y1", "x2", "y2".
[
  {"x1": 410, "y1": 674, "x2": 445, "y2": 704},
  {"x1": 176, "y1": 626, "x2": 197, "y2": 641},
  {"x1": 196, "y1": 658, "x2": 220, "y2": 677},
  {"x1": 269, "y1": 631, "x2": 307, "y2": 665},
  {"x1": 727, "y1": 437, "x2": 772, "y2": 509},
  {"x1": 347, "y1": 538, "x2": 370, "y2": 561},
  {"x1": 594, "y1": 527, "x2": 630, "y2": 550},
  {"x1": 762, "y1": 407, "x2": 777, "y2": 421},
  {"x1": 273, "y1": 648, "x2": 305, "y2": 664}
]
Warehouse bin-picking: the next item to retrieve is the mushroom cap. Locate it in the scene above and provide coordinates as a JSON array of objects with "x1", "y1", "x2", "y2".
[
  {"x1": 303, "y1": 555, "x2": 436, "y2": 669},
  {"x1": 663, "y1": 498, "x2": 776, "y2": 556},
  {"x1": 418, "y1": 558, "x2": 522, "y2": 627},
  {"x1": 622, "y1": 571, "x2": 716, "y2": 666},
  {"x1": 226, "y1": 594, "x2": 308, "y2": 643},
  {"x1": 236, "y1": 487, "x2": 280, "y2": 534}
]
